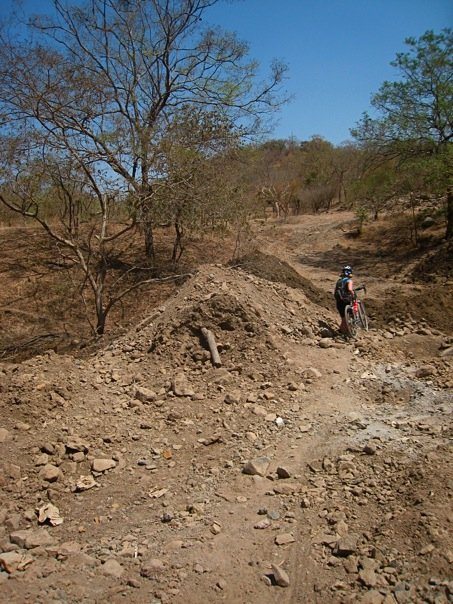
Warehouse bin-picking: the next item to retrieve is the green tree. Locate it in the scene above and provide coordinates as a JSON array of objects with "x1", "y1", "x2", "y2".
[{"x1": 351, "y1": 29, "x2": 453, "y2": 238}]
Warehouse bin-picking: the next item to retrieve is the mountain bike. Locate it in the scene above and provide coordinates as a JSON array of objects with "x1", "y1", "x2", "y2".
[{"x1": 344, "y1": 285, "x2": 368, "y2": 338}]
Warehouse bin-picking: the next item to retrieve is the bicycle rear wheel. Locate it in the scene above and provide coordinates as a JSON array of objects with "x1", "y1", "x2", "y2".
[
  {"x1": 358, "y1": 301, "x2": 369, "y2": 331},
  {"x1": 344, "y1": 305, "x2": 357, "y2": 337}
]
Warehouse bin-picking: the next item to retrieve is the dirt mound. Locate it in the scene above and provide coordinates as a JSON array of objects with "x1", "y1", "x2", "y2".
[
  {"x1": 410, "y1": 239, "x2": 453, "y2": 281},
  {"x1": 233, "y1": 250, "x2": 332, "y2": 309},
  {"x1": 367, "y1": 283, "x2": 453, "y2": 334}
]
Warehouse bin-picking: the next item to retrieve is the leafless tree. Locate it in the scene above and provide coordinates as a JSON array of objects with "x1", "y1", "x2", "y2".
[
  {"x1": 0, "y1": 0, "x2": 287, "y2": 255},
  {"x1": 0, "y1": 0, "x2": 287, "y2": 334}
]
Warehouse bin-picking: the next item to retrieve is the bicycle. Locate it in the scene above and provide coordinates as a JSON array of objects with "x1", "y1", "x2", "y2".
[{"x1": 344, "y1": 285, "x2": 368, "y2": 338}]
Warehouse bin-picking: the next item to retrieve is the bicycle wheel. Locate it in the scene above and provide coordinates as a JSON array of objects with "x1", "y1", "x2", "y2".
[
  {"x1": 344, "y1": 305, "x2": 357, "y2": 338},
  {"x1": 357, "y1": 301, "x2": 369, "y2": 331}
]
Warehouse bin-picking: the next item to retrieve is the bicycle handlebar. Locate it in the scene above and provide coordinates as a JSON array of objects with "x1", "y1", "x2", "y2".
[{"x1": 355, "y1": 285, "x2": 367, "y2": 294}]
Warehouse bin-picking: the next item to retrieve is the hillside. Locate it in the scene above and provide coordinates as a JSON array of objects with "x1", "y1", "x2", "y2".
[{"x1": 0, "y1": 212, "x2": 452, "y2": 604}]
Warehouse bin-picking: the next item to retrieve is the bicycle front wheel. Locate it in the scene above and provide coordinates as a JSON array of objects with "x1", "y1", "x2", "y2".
[
  {"x1": 344, "y1": 305, "x2": 357, "y2": 338},
  {"x1": 358, "y1": 301, "x2": 369, "y2": 331}
]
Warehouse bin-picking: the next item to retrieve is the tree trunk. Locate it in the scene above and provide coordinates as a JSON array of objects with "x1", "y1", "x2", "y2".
[
  {"x1": 95, "y1": 310, "x2": 106, "y2": 335},
  {"x1": 172, "y1": 221, "x2": 184, "y2": 265},
  {"x1": 94, "y1": 265, "x2": 107, "y2": 335},
  {"x1": 144, "y1": 220, "x2": 155, "y2": 259},
  {"x1": 446, "y1": 188, "x2": 453, "y2": 240}
]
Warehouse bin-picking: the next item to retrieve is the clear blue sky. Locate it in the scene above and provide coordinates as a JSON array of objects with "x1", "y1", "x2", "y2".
[
  {"x1": 1, "y1": 0, "x2": 451, "y2": 145},
  {"x1": 206, "y1": 0, "x2": 452, "y2": 144}
]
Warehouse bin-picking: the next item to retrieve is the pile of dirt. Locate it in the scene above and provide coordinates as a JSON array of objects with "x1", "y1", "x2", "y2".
[
  {"x1": 232, "y1": 251, "x2": 333, "y2": 309},
  {"x1": 366, "y1": 283, "x2": 453, "y2": 334},
  {"x1": 409, "y1": 240, "x2": 453, "y2": 281}
]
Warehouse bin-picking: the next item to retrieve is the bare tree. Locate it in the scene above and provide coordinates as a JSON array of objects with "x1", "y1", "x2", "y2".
[
  {"x1": 0, "y1": 0, "x2": 287, "y2": 334},
  {"x1": 0, "y1": 0, "x2": 287, "y2": 256}
]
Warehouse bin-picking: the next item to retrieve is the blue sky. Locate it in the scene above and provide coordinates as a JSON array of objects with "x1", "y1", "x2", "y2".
[
  {"x1": 206, "y1": 0, "x2": 452, "y2": 144},
  {"x1": 1, "y1": 0, "x2": 451, "y2": 145}
]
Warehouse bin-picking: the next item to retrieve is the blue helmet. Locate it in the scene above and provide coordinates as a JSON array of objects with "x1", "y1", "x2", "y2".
[{"x1": 342, "y1": 265, "x2": 352, "y2": 277}]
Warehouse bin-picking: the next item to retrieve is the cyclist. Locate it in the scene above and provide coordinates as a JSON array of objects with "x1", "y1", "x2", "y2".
[{"x1": 334, "y1": 265, "x2": 354, "y2": 334}]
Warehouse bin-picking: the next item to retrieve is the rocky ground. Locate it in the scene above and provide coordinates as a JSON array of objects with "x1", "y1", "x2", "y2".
[{"x1": 0, "y1": 213, "x2": 452, "y2": 603}]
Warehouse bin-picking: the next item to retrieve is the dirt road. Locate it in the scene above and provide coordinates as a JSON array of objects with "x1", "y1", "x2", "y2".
[{"x1": 0, "y1": 213, "x2": 451, "y2": 603}]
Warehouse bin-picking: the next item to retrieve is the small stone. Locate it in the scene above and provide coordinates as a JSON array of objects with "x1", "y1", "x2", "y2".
[
  {"x1": 254, "y1": 519, "x2": 271, "y2": 529},
  {"x1": 333, "y1": 534, "x2": 359, "y2": 557},
  {"x1": 91, "y1": 459, "x2": 116, "y2": 473},
  {"x1": 75, "y1": 475, "x2": 97, "y2": 491},
  {"x1": 10, "y1": 528, "x2": 54, "y2": 549},
  {"x1": 419, "y1": 544, "x2": 435, "y2": 555},
  {"x1": 415, "y1": 365, "x2": 435, "y2": 378},
  {"x1": 360, "y1": 591, "x2": 385, "y2": 604},
  {"x1": 102, "y1": 558, "x2": 124, "y2": 578},
  {"x1": 363, "y1": 444, "x2": 377, "y2": 455},
  {"x1": 319, "y1": 338, "x2": 332, "y2": 349},
  {"x1": 171, "y1": 373, "x2": 195, "y2": 397},
  {"x1": 303, "y1": 367, "x2": 322, "y2": 379},
  {"x1": 0, "y1": 428, "x2": 11, "y2": 443},
  {"x1": 35, "y1": 453, "x2": 49, "y2": 466},
  {"x1": 273, "y1": 484, "x2": 297, "y2": 495},
  {"x1": 65, "y1": 437, "x2": 89, "y2": 453},
  {"x1": 38, "y1": 503, "x2": 63, "y2": 526},
  {"x1": 336, "y1": 519, "x2": 349, "y2": 536},
  {"x1": 276, "y1": 466, "x2": 291, "y2": 479},
  {"x1": 359, "y1": 568, "x2": 378, "y2": 587},
  {"x1": 242, "y1": 457, "x2": 270, "y2": 477},
  {"x1": 41, "y1": 443, "x2": 55, "y2": 455},
  {"x1": 211, "y1": 523, "x2": 222, "y2": 535},
  {"x1": 299, "y1": 424, "x2": 311, "y2": 433},
  {"x1": 275, "y1": 533, "x2": 295, "y2": 546},
  {"x1": 39, "y1": 464, "x2": 62, "y2": 482},
  {"x1": 141, "y1": 558, "x2": 165, "y2": 579},
  {"x1": 58, "y1": 541, "x2": 82, "y2": 556},
  {"x1": 224, "y1": 391, "x2": 241, "y2": 404},
  {"x1": 271, "y1": 563, "x2": 290, "y2": 587},
  {"x1": 0, "y1": 551, "x2": 33, "y2": 573},
  {"x1": 267, "y1": 510, "x2": 280, "y2": 520},
  {"x1": 134, "y1": 386, "x2": 157, "y2": 403}
]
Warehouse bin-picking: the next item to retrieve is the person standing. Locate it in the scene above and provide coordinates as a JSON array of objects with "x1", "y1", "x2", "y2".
[{"x1": 334, "y1": 265, "x2": 354, "y2": 334}]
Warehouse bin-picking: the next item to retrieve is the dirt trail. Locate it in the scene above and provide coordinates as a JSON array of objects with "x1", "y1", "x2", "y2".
[{"x1": 0, "y1": 213, "x2": 452, "y2": 604}]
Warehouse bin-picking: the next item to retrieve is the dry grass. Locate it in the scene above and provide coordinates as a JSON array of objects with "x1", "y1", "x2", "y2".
[{"x1": 0, "y1": 224, "x2": 237, "y2": 361}]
